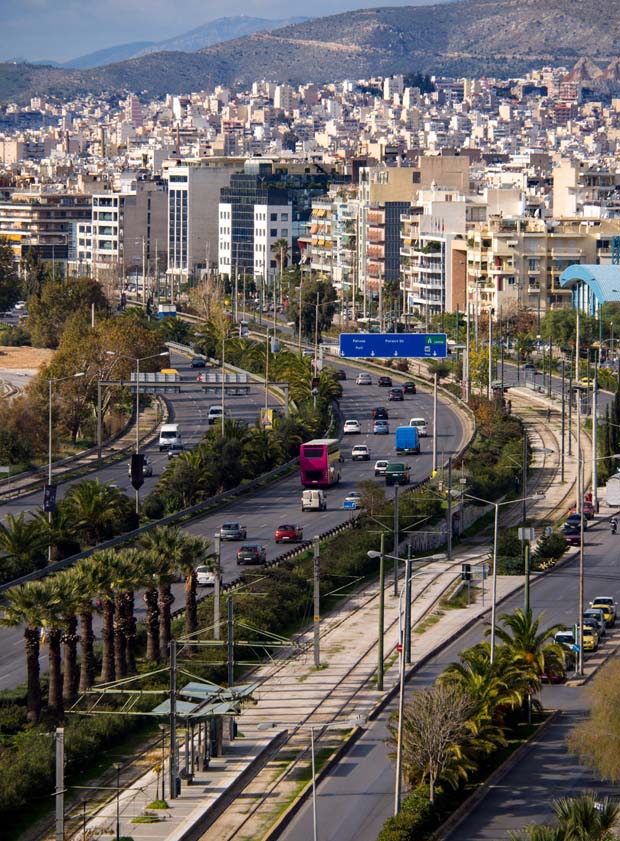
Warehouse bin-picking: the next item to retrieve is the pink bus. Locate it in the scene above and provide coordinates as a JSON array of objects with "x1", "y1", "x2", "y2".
[{"x1": 300, "y1": 438, "x2": 341, "y2": 487}]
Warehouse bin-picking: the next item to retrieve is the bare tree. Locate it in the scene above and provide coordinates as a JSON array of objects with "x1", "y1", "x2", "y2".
[
  {"x1": 387, "y1": 683, "x2": 475, "y2": 803},
  {"x1": 568, "y1": 659, "x2": 620, "y2": 783}
]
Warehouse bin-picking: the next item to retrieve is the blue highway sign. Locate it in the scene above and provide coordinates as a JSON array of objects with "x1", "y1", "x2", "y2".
[{"x1": 339, "y1": 333, "x2": 447, "y2": 359}]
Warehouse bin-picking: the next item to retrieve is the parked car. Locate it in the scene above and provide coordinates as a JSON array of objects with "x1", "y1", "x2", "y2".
[
  {"x1": 590, "y1": 597, "x2": 616, "y2": 627},
  {"x1": 343, "y1": 419, "x2": 362, "y2": 434},
  {"x1": 372, "y1": 406, "x2": 389, "y2": 419},
  {"x1": 374, "y1": 459, "x2": 389, "y2": 476},
  {"x1": 554, "y1": 630, "x2": 576, "y2": 651},
  {"x1": 343, "y1": 491, "x2": 363, "y2": 509},
  {"x1": 195, "y1": 566, "x2": 216, "y2": 587},
  {"x1": 190, "y1": 357, "x2": 206, "y2": 368},
  {"x1": 275, "y1": 524, "x2": 304, "y2": 543},
  {"x1": 127, "y1": 456, "x2": 153, "y2": 478},
  {"x1": 388, "y1": 387, "x2": 404, "y2": 401},
  {"x1": 581, "y1": 626, "x2": 598, "y2": 651},
  {"x1": 403, "y1": 381, "x2": 417, "y2": 394},
  {"x1": 378, "y1": 375, "x2": 393, "y2": 387},
  {"x1": 581, "y1": 616, "x2": 602, "y2": 643},
  {"x1": 219, "y1": 522, "x2": 247, "y2": 540},
  {"x1": 352, "y1": 444, "x2": 371, "y2": 461},
  {"x1": 583, "y1": 608, "x2": 606, "y2": 636},
  {"x1": 356, "y1": 373, "x2": 372, "y2": 385},
  {"x1": 372, "y1": 420, "x2": 389, "y2": 435},
  {"x1": 236, "y1": 543, "x2": 267, "y2": 565},
  {"x1": 523, "y1": 362, "x2": 536, "y2": 370}
]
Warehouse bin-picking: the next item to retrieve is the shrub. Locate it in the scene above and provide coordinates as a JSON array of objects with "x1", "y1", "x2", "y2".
[
  {"x1": 496, "y1": 529, "x2": 523, "y2": 575},
  {"x1": 533, "y1": 531, "x2": 567, "y2": 568},
  {"x1": 377, "y1": 784, "x2": 447, "y2": 840}
]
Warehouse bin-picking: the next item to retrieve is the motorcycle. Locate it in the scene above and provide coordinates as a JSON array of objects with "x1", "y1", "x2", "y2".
[{"x1": 611, "y1": 520, "x2": 617, "y2": 535}]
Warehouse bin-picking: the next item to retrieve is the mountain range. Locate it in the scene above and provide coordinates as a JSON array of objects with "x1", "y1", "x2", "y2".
[{"x1": 3, "y1": 0, "x2": 620, "y2": 104}]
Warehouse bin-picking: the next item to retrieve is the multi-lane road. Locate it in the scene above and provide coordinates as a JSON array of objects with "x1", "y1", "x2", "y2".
[
  {"x1": 0, "y1": 357, "x2": 468, "y2": 692},
  {"x1": 283, "y1": 507, "x2": 620, "y2": 840}
]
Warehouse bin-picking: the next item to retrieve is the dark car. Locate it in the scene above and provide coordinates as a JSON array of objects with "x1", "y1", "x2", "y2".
[
  {"x1": 328, "y1": 368, "x2": 347, "y2": 381},
  {"x1": 275, "y1": 524, "x2": 304, "y2": 543},
  {"x1": 378, "y1": 375, "x2": 393, "y2": 387},
  {"x1": 191, "y1": 357, "x2": 206, "y2": 368},
  {"x1": 372, "y1": 406, "x2": 389, "y2": 420},
  {"x1": 236, "y1": 543, "x2": 267, "y2": 565},
  {"x1": 564, "y1": 513, "x2": 587, "y2": 533},
  {"x1": 403, "y1": 381, "x2": 417, "y2": 394},
  {"x1": 388, "y1": 387, "x2": 404, "y2": 401}
]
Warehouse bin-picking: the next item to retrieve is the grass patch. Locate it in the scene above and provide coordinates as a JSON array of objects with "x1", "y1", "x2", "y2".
[
  {"x1": 132, "y1": 813, "x2": 161, "y2": 823},
  {"x1": 146, "y1": 799, "x2": 169, "y2": 809},
  {"x1": 414, "y1": 611, "x2": 444, "y2": 634}
]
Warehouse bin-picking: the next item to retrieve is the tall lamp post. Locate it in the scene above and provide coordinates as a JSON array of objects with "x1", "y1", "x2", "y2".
[
  {"x1": 258, "y1": 716, "x2": 365, "y2": 841},
  {"x1": 367, "y1": 549, "x2": 446, "y2": 814},
  {"x1": 47, "y1": 371, "x2": 85, "y2": 560},
  {"x1": 454, "y1": 492, "x2": 545, "y2": 662},
  {"x1": 106, "y1": 350, "x2": 169, "y2": 511}
]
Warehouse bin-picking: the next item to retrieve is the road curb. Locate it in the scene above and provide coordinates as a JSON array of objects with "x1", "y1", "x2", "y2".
[{"x1": 433, "y1": 710, "x2": 560, "y2": 840}]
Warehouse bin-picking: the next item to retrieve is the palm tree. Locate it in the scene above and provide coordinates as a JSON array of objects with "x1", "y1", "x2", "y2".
[
  {"x1": 553, "y1": 791, "x2": 619, "y2": 840},
  {"x1": 139, "y1": 527, "x2": 184, "y2": 658},
  {"x1": 31, "y1": 507, "x2": 80, "y2": 562},
  {"x1": 50, "y1": 570, "x2": 81, "y2": 706},
  {"x1": 109, "y1": 548, "x2": 143, "y2": 677},
  {"x1": 508, "y1": 826, "x2": 564, "y2": 841},
  {"x1": 70, "y1": 561, "x2": 98, "y2": 692},
  {"x1": 136, "y1": 550, "x2": 160, "y2": 663},
  {"x1": 1, "y1": 582, "x2": 45, "y2": 722},
  {"x1": 0, "y1": 513, "x2": 47, "y2": 579},
  {"x1": 494, "y1": 608, "x2": 565, "y2": 704},
  {"x1": 176, "y1": 535, "x2": 211, "y2": 637},
  {"x1": 81, "y1": 550, "x2": 117, "y2": 683},
  {"x1": 63, "y1": 479, "x2": 131, "y2": 546},
  {"x1": 37, "y1": 581, "x2": 65, "y2": 718}
]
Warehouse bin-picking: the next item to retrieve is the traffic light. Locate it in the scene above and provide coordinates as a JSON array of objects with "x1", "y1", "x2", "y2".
[
  {"x1": 461, "y1": 563, "x2": 471, "y2": 581},
  {"x1": 43, "y1": 483, "x2": 57, "y2": 513},
  {"x1": 130, "y1": 453, "x2": 145, "y2": 490}
]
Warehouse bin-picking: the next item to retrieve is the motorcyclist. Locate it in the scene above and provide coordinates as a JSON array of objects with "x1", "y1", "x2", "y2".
[{"x1": 611, "y1": 517, "x2": 618, "y2": 534}]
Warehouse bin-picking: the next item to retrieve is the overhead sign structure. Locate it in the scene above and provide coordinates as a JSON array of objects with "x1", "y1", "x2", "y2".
[{"x1": 339, "y1": 333, "x2": 447, "y2": 359}]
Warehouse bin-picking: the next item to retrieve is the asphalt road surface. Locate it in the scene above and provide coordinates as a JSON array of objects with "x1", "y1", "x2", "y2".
[
  {"x1": 283, "y1": 512, "x2": 620, "y2": 840},
  {"x1": 0, "y1": 363, "x2": 468, "y2": 693}
]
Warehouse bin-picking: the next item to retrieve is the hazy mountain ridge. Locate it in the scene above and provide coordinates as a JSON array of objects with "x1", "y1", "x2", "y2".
[{"x1": 3, "y1": 0, "x2": 620, "y2": 103}]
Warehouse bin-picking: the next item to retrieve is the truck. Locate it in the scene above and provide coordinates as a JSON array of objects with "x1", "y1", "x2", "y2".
[
  {"x1": 605, "y1": 476, "x2": 620, "y2": 507},
  {"x1": 395, "y1": 426, "x2": 420, "y2": 455}
]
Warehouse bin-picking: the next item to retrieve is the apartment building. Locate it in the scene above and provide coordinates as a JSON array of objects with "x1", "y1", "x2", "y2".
[{"x1": 0, "y1": 190, "x2": 92, "y2": 264}]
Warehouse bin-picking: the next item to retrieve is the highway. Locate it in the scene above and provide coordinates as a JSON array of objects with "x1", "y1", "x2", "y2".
[
  {"x1": 0, "y1": 362, "x2": 468, "y2": 692},
  {"x1": 282, "y1": 515, "x2": 620, "y2": 841}
]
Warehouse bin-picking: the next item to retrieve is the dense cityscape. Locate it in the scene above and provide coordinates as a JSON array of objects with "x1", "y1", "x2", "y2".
[{"x1": 0, "y1": 10, "x2": 620, "y2": 841}]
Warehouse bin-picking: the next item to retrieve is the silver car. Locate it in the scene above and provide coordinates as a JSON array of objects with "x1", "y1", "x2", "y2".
[{"x1": 219, "y1": 522, "x2": 247, "y2": 540}]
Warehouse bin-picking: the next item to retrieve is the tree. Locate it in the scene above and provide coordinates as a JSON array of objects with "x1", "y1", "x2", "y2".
[
  {"x1": 49, "y1": 570, "x2": 81, "y2": 706},
  {"x1": 568, "y1": 659, "x2": 620, "y2": 782},
  {"x1": 289, "y1": 279, "x2": 337, "y2": 340},
  {"x1": 139, "y1": 527, "x2": 185, "y2": 657},
  {"x1": 387, "y1": 683, "x2": 475, "y2": 803},
  {"x1": 1, "y1": 582, "x2": 45, "y2": 722},
  {"x1": 509, "y1": 792, "x2": 620, "y2": 840},
  {"x1": 68, "y1": 562, "x2": 98, "y2": 692},
  {"x1": 26, "y1": 276, "x2": 108, "y2": 349},
  {"x1": 36, "y1": 581, "x2": 65, "y2": 718},
  {"x1": 175, "y1": 535, "x2": 210, "y2": 637},
  {"x1": 63, "y1": 479, "x2": 133, "y2": 545},
  {"x1": 81, "y1": 551, "x2": 117, "y2": 683},
  {"x1": 0, "y1": 237, "x2": 21, "y2": 312},
  {"x1": 0, "y1": 513, "x2": 47, "y2": 581}
]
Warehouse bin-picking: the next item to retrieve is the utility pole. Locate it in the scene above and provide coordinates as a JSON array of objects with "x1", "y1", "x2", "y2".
[
  {"x1": 393, "y1": 484, "x2": 400, "y2": 596},
  {"x1": 55, "y1": 727, "x2": 64, "y2": 841},
  {"x1": 432, "y1": 373, "x2": 438, "y2": 474},
  {"x1": 487, "y1": 310, "x2": 492, "y2": 400},
  {"x1": 213, "y1": 535, "x2": 221, "y2": 641},
  {"x1": 313, "y1": 537, "x2": 320, "y2": 669},
  {"x1": 561, "y1": 360, "x2": 566, "y2": 482},
  {"x1": 447, "y1": 460, "x2": 453, "y2": 559},
  {"x1": 592, "y1": 360, "x2": 599, "y2": 511},
  {"x1": 377, "y1": 533, "x2": 385, "y2": 691},
  {"x1": 169, "y1": 641, "x2": 177, "y2": 799},
  {"x1": 522, "y1": 433, "x2": 528, "y2": 524},
  {"x1": 227, "y1": 596, "x2": 235, "y2": 739},
  {"x1": 404, "y1": 543, "x2": 412, "y2": 664}
]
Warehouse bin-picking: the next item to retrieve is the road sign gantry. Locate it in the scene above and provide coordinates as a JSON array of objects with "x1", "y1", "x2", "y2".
[{"x1": 339, "y1": 333, "x2": 447, "y2": 359}]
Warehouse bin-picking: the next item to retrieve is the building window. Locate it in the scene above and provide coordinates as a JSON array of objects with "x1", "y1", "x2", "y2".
[
  {"x1": 270, "y1": 229, "x2": 277, "y2": 237},
  {"x1": 270, "y1": 213, "x2": 277, "y2": 221}
]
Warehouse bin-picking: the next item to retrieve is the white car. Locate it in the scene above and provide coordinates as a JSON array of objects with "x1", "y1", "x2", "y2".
[
  {"x1": 195, "y1": 566, "x2": 216, "y2": 587},
  {"x1": 351, "y1": 445, "x2": 370, "y2": 461},
  {"x1": 374, "y1": 459, "x2": 389, "y2": 476},
  {"x1": 343, "y1": 419, "x2": 362, "y2": 434},
  {"x1": 409, "y1": 417, "x2": 428, "y2": 437},
  {"x1": 356, "y1": 373, "x2": 372, "y2": 385},
  {"x1": 343, "y1": 491, "x2": 363, "y2": 509}
]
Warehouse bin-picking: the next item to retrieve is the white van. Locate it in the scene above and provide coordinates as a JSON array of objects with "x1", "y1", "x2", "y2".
[
  {"x1": 301, "y1": 489, "x2": 327, "y2": 512},
  {"x1": 409, "y1": 417, "x2": 428, "y2": 437},
  {"x1": 207, "y1": 405, "x2": 225, "y2": 425},
  {"x1": 159, "y1": 423, "x2": 182, "y2": 451}
]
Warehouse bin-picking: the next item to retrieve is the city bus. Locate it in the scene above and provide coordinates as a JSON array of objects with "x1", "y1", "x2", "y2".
[{"x1": 300, "y1": 438, "x2": 341, "y2": 487}]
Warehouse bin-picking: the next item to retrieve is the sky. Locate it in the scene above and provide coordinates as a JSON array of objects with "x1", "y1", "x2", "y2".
[{"x1": 0, "y1": 0, "x2": 422, "y2": 63}]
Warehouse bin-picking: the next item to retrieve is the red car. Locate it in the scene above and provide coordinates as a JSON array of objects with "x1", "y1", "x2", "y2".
[{"x1": 275, "y1": 524, "x2": 304, "y2": 544}]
